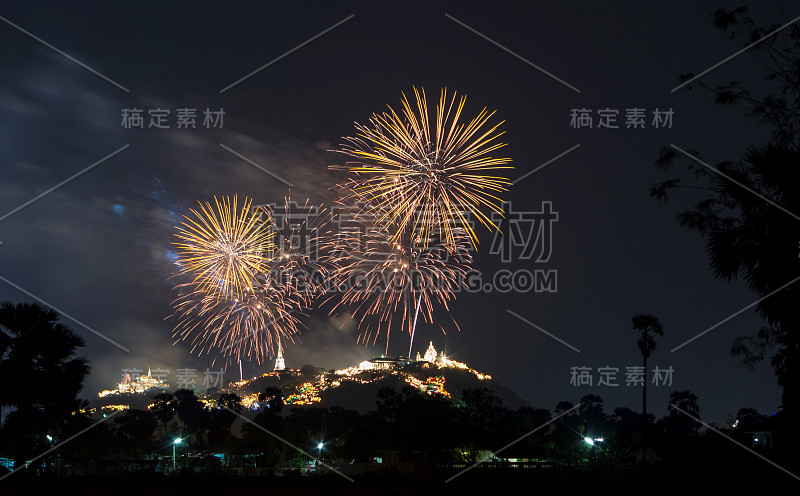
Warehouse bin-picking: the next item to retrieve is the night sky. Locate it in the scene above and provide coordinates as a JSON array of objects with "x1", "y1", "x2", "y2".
[{"x1": 0, "y1": 0, "x2": 791, "y2": 425}]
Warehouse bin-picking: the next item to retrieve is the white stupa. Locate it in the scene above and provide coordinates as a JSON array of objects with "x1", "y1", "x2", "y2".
[{"x1": 274, "y1": 340, "x2": 286, "y2": 371}]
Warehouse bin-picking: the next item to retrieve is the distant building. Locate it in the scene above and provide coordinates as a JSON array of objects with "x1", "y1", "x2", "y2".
[
  {"x1": 358, "y1": 356, "x2": 414, "y2": 371},
  {"x1": 97, "y1": 368, "x2": 168, "y2": 398},
  {"x1": 748, "y1": 431, "x2": 775, "y2": 449},
  {"x1": 357, "y1": 342, "x2": 447, "y2": 372},
  {"x1": 274, "y1": 341, "x2": 286, "y2": 371},
  {"x1": 422, "y1": 342, "x2": 447, "y2": 365},
  {"x1": 423, "y1": 342, "x2": 437, "y2": 362}
]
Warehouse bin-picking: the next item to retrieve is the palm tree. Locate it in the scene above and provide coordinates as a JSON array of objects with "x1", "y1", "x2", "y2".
[
  {"x1": 151, "y1": 392, "x2": 175, "y2": 438},
  {"x1": 704, "y1": 144, "x2": 800, "y2": 443},
  {"x1": 172, "y1": 389, "x2": 207, "y2": 445},
  {"x1": 0, "y1": 301, "x2": 90, "y2": 471},
  {"x1": 654, "y1": 130, "x2": 800, "y2": 449},
  {"x1": 631, "y1": 314, "x2": 663, "y2": 466}
]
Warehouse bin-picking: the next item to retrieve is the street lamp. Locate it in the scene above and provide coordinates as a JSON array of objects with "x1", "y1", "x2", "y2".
[{"x1": 172, "y1": 438, "x2": 182, "y2": 473}]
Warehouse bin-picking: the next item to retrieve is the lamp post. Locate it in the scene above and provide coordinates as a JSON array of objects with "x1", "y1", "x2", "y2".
[
  {"x1": 172, "y1": 438, "x2": 182, "y2": 473},
  {"x1": 583, "y1": 437, "x2": 603, "y2": 462}
]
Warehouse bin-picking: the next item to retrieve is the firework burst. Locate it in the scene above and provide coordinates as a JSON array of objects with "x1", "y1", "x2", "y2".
[
  {"x1": 325, "y1": 211, "x2": 473, "y2": 353},
  {"x1": 256, "y1": 196, "x2": 333, "y2": 306},
  {"x1": 170, "y1": 195, "x2": 301, "y2": 364},
  {"x1": 172, "y1": 195, "x2": 273, "y2": 300},
  {"x1": 331, "y1": 86, "x2": 512, "y2": 250},
  {"x1": 170, "y1": 280, "x2": 302, "y2": 365}
]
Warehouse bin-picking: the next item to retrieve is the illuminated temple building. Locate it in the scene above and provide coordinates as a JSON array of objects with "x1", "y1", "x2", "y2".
[
  {"x1": 355, "y1": 342, "x2": 464, "y2": 372},
  {"x1": 97, "y1": 368, "x2": 169, "y2": 398}
]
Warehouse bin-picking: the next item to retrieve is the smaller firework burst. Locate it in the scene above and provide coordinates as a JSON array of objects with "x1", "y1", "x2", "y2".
[
  {"x1": 172, "y1": 195, "x2": 274, "y2": 300},
  {"x1": 325, "y1": 208, "x2": 473, "y2": 352},
  {"x1": 170, "y1": 276, "x2": 303, "y2": 365},
  {"x1": 256, "y1": 196, "x2": 333, "y2": 306}
]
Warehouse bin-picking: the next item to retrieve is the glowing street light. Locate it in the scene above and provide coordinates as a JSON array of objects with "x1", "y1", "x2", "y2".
[
  {"x1": 584, "y1": 437, "x2": 594, "y2": 446},
  {"x1": 173, "y1": 438, "x2": 182, "y2": 473}
]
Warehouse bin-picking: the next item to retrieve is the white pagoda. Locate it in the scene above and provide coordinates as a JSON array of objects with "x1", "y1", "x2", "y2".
[{"x1": 274, "y1": 341, "x2": 286, "y2": 371}]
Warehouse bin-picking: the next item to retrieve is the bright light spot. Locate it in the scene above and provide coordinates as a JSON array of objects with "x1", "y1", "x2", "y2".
[
  {"x1": 174, "y1": 438, "x2": 182, "y2": 445},
  {"x1": 46, "y1": 435, "x2": 53, "y2": 442},
  {"x1": 584, "y1": 437, "x2": 594, "y2": 445},
  {"x1": 318, "y1": 442, "x2": 323, "y2": 449},
  {"x1": 594, "y1": 437, "x2": 604, "y2": 442}
]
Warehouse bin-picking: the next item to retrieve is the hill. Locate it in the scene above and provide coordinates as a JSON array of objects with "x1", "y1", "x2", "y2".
[
  {"x1": 218, "y1": 355, "x2": 529, "y2": 413},
  {"x1": 93, "y1": 344, "x2": 530, "y2": 414}
]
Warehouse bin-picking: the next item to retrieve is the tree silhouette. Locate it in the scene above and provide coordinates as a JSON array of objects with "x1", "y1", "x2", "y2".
[
  {"x1": 0, "y1": 301, "x2": 90, "y2": 471},
  {"x1": 172, "y1": 389, "x2": 207, "y2": 444},
  {"x1": 258, "y1": 386, "x2": 284, "y2": 415},
  {"x1": 151, "y1": 392, "x2": 175, "y2": 439},
  {"x1": 734, "y1": 407, "x2": 765, "y2": 431},
  {"x1": 0, "y1": 326, "x2": 10, "y2": 450},
  {"x1": 579, "y1": 394, "x2": 607, "y2": 437},
  {"x1": 207, "y1": 393, "x2": 241, "y2": 450},
  {"x1": 652, "y1": 6, "x2": 800, "y2": 451},
  {"x1": 664, "y1": 390, "x2": 701, "y2": 436},
  {"x1": 113, "y1": 409, "x2": 158, "y2": 460},
  {"x1": 630, "y1": 314, "x2": 663, "y2": 465}
]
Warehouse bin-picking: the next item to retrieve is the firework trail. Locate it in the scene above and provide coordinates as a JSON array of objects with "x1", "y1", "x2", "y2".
[{"x1": 331, "y1": 86, "x2": 513, "y2": 250}]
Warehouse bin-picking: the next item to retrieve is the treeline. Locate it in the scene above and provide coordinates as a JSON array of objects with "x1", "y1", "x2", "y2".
[{"x1": 0, "y1": 385, "x2": 788, "y2": 478}]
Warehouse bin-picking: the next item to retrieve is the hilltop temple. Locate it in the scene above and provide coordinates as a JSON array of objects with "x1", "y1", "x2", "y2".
[
  {"x1": 358, "y1": 341, "x2": 446, "y2": 371},
  {"x1": 97, "y1": 368, "x2": 168, "y2": 398},
  {"x1": 274, "y1": 341, "x2": 286, "y2": 371}
]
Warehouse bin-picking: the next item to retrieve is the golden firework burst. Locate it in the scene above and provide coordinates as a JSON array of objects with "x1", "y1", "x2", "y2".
[
  {"x1": 172, "y1": 195, "x2": 274, "y2": 300},
  {"x1": 331, "y1": 86, "x2": 512, "y2": 250}
]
